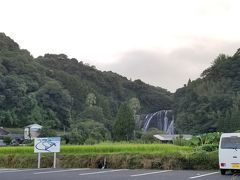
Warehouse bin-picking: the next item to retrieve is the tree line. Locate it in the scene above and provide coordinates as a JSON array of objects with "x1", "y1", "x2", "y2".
[
  {"x1": 0, "y1": 33, "x2": 172, "y2": 143},
  {"x1": 174, "y1": 51, "x2": 240, "y2": 134}
]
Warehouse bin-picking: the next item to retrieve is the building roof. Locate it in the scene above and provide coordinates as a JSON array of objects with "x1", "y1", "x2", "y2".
[
  {"x1": 153, "y1": 134, "x2": 192, "y2": 141},
  {"x1": 0, "y1": 127, "x2": 10, "y2": 136},
  {"x1": 25, "y1": 124, "x2": 42, "y2": 129}
]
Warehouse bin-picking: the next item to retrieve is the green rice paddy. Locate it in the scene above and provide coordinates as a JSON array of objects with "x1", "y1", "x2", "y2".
[{"x1": 0, "y1": 143, "x2": 192, "y2": 155}]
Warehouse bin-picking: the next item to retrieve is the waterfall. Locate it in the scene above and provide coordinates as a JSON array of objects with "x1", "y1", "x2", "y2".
[
  {"x1": 142, "y1": 110, "x2": 174, "y2": 134},
  {"x1": 143, "y1": 112, "x2": 158, "y2": 131},
  {"x1": 166, "y1": 118, "x2": 174, "y2": 135},
  {"x1": 163, "y1": 111, "x2": 168, "y2": 132}
]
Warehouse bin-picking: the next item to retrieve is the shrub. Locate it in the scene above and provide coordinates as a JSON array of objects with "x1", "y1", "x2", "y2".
[
  {"x1": 141, "y1": 128, "x2": 165, "y2": 143},
  {"x1": 22, "y1": 139, "x2": 34, "y2": 146},
  {"x1": 39, "y1": 127, "x2": 57, "y2": 137},
  {"x1": 187, "y1": 151, "x2": 218, "y2": 169},
  {"x1": 3, "y1": 136, "x2": 12, "y2": 145},
  {"x1": 199, "y1": 144, "x2": 218, "y2": 152},
  {"x1": 85, "y1": 138, "x2": 97, "y2": 145},
  {"x1": 173, "y1": 136, "x2": 190, "y2": 146},
  {"x1": 189, "y1": 132, "x2": 222, "y2": 147}
]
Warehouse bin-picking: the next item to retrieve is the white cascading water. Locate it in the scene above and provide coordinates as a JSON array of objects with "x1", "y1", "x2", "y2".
[
  {"x1": 142, "y1": 112, "x2": 158, "y2": 131},
  {"x1": 142, "y1": 110, "x2": 174, "y2": 134},
  {"x1": 166, "y1": 119, "x2": 174, "y2": 134},
  {"x1": 163, "y1": 111, "x2": 168, "y2": 132}
]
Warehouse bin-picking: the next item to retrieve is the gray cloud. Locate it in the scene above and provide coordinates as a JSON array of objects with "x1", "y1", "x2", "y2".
[{"x1": 100, "y1": 39, "x2": 240, "y2": 92}]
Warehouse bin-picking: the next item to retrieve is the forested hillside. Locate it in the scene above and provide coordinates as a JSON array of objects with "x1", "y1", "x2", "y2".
[
  {"x1": 174, "y1": 49, "x2": 240, "y2": 134},
  {"x1": 0, "y1": 33, "x2": 172, "y2": 138},
  {"x1": 3, "y1": 32, "x2": 240, "y2": 137}
]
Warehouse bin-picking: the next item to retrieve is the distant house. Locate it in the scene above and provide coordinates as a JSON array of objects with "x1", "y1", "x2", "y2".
[
  {"x1": 0, "y1": 127, "x2": 10, "y2": 136},
  {"x1": 24, "y1": 124, "x2": 42, "y2": 140},
  {"x1": 0, "y1": 128, "x2": 9, "y2": 146},
  {"x1": 153, "y1": 134, "x2": 192, "y2": 143},
  {"x1": 0, "y1": 127, "x2": 24, "y2": 145}
]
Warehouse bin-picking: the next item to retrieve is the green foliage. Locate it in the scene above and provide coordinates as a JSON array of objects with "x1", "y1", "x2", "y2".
[
  {"x1": 197, "y1": 144, "x2": 218, "y2": 152},
  {"x1": 113, "y1": 103, "x2": 135, "y2": 141},
  {"x1": 0, "y1": 143, "x2": 219, "y2": 170},
  {"x1": 174, "y1": 50, "x2": 240, "y2": 134},
  {"x1": 36, "y1": 81, "x2": 72, "y2": 128},
  {"x1": 68, "y1": 131, "x2": 85, "y2": 145},
  {"x1": 172, "y1": 136, "x2": 190, "y2": 146},
  {"x1": 128, "y1": 97, "x2": 141, "y2": 115},
  {"x1": 0, "y1": 33, "x2": 20, "y2": 51},
  {"x1": 0, "y1": 33, "x2": 172, "y2": 141},
  {"x1": 81, "y1": 106, "x2": 104, "y2": 123},
  {"x1": 84, "y1": 138, "x2": 98, "y2": 145},
  {"x1": 0, "y1": 152, "x2": 218, "y2": 169},
  {"x1": 0, "y1": 143, "x2": 192, "y2": 155},
  {"x1": 3, "y1": 136, "x2": 12, "y2": 145},
  {"x1": 22, "y1": 139, "x2": 34, "y2": 146},
  {"x1": 189, "y1": 132, "x2": 221, "y2": 147},
  {"x1": 85, "y1": 93, "x2": 96, "y2": 107},
  {"x1": 39, "y1": 127, "x2": 57, "y2": 137},
  {"x1": 140, "y1": 128, "x2": 165, "y2": 143},
  {"x1": 187, "y1": 151, "x2": 218, "y2": 169},
  {"x1": 68, "y1": 119, "x2": 111, "y2": 144}
]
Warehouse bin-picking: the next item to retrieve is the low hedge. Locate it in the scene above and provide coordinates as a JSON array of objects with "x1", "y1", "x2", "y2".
[{"x1": 0, "y1": 151, "x2": 218, "y2": 169}]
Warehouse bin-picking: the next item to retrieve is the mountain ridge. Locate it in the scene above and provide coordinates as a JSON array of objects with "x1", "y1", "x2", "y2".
[{"x1": 0, "y1": 33, "x2": 172, "y2": 132}]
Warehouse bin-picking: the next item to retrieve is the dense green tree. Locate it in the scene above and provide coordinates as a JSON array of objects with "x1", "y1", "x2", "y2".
[
  {"x1": 174, "y1": 50, "x2": 240, "y2": 134},
  {"x1": 39, "y1": 127, "x2": 57, "y2": 137},
  {"x1": 128, "y1": 97, "x2": 141, "y2": 115},
  {"x1": 85, "y1": 93, "x2": 96, "y2": 107},
  {"x1": 69, "y1": 119, "x2": 110, "y2": 144},
  {"x1": 68, "y1": 131, "x2": 85, "y2": 144},
  {"x1": 81, "y1": 105, "x2": 103, "y2": 120},
  {"x1": 36, "y1": 81, "x2": 72, "y2": 128},
  {"x1": 113, "y1": 103, "x2": 135, "y2": 141}
]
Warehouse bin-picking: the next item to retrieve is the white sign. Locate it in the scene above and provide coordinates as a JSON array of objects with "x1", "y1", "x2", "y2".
[{"x1": 34, "y1": 137, "x2": 61, "y2": 153}]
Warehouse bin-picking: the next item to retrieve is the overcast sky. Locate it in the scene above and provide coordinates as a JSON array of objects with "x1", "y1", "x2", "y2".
[{"x1": 1, "y1": 0, "x2": 240, "y2": 92}]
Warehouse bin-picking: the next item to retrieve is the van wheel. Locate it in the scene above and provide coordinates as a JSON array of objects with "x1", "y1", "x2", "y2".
[{"x1": 220, "y1": 169, "x2": 226, "y2": 175}]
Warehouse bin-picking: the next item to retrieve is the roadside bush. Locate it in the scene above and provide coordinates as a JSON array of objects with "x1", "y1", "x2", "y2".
[
  {"x1": 3, "y1": 136, "x2": 12, "y2": 145},
  {"x1": 85, "y1": 138, "x2": 97, "y2": 145},
  {"x1": 198, "y1": 144, "x2": 218, "y2": 152},
  {"x1": 189, "y1": 132, "x2": 221, "y2": 147},
  {"x1": 141, "y1": 128, "x2": 165, "y2": 143},
  {"x1": 22, "y1": 139, "x2": 34, "y2": 146},
  {"x1": 68, "y1": 131, "x2": 85, "y2": 144},
  {"x1": 39, "y1": 127, "x2": 57, "y2": 137},
  {"x1": 187, "y1": 151, "x2": 218, "y2": 169},
  {"x1": 173, "y1": 136, "x2": 190, "y2": 146},
  {"x1": 0, "y1": 151, "x2": 218, "y2": 169},
  {"x1": 0, "y1": 143, "x2": 218, "y2": 170}
]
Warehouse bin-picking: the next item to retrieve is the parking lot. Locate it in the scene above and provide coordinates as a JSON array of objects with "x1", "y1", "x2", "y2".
[{"x1": 0, "y1": 168, "x2": 238, "y2": 180}]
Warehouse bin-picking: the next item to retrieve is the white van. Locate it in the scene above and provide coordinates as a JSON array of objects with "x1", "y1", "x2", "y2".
[{"x1": 219, "y1": 133, "x2": 240, "y2": 175}]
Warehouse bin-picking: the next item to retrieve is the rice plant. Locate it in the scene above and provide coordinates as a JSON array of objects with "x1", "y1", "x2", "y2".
[{"x1": 0, "y1": 143, "x2": 192, "y2": 155}]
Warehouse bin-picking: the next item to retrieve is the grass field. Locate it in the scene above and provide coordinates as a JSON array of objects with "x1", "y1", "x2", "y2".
[
  {"x1": 0, "y1": 143, "x2": 193, "y2": 155},
  {"x1": 0, "y1": 143, "x2": 219, "y2": 169}
]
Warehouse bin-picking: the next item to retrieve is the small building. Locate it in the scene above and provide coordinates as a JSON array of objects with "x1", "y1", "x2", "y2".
[
  {"x1": 0, "y1": 127, "x2": 24, "y2": 145},
  {"x1": 24, "y1": 124, "x2": 42, "y2": 140},
  {"x1": 153, "y1": 134, "x2": 192, "y2": 143},
  {"x1": 0, "y1": 127, "x2": 10, "y2": 136}
]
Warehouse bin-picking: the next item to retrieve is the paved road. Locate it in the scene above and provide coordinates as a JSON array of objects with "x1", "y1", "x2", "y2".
[{"x1": 0, "y1": 168, "x2": 239, "y2": 180}]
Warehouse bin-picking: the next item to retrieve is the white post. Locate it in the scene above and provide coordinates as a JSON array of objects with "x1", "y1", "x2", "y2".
[
  {"x1": 38, "y1": 153, "x2": 41, "y2": 168},
  {"x1": 53, "y1": 152, "x2": 57, "y2": 168}
]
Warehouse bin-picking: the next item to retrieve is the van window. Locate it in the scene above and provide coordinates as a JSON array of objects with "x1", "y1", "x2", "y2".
[{"x1": 221, "y1": 136, "x2": 240, "y2": 149}]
